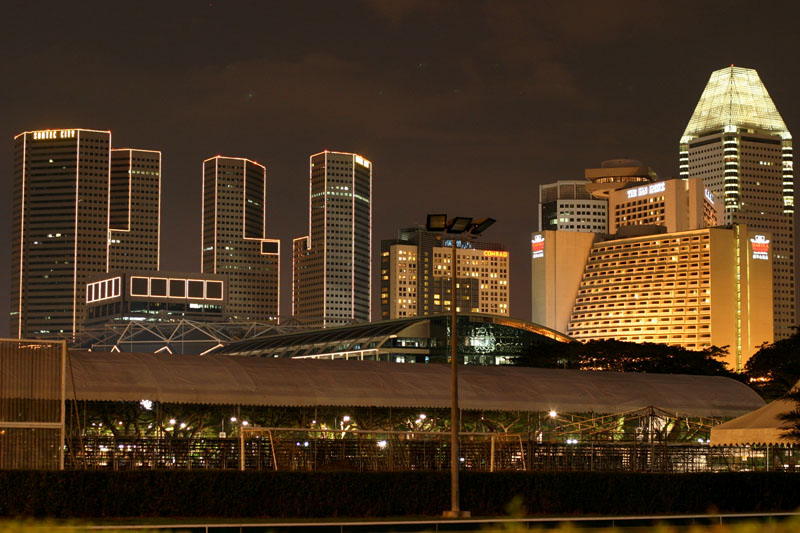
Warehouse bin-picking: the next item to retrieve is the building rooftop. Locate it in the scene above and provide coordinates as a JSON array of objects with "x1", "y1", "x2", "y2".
[{"x1": 681, "y1": 65, "x2": 791, "y2": 143}]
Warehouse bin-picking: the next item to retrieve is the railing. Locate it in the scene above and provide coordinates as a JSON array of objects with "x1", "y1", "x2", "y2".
[{"x1": 65, "y1": 432, "x2": 800, "y2": 473}]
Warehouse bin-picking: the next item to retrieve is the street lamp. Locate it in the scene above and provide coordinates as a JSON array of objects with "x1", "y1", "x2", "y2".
[{"x1": 426, "y1": 214, "x2": 495, "y2": 519}]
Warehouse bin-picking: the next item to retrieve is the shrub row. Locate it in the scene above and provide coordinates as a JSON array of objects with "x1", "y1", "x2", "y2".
[{"x1": 0, "y1": 470, "x2": 799, "y2": 519}]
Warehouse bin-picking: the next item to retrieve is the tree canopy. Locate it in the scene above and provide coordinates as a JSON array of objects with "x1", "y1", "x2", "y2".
[
  {"x1": 513, "y1": 339, "x2": 735, "y2": 378},
  {"x1": 744, "y1": 327, "x2": 800, "y2": 400}
]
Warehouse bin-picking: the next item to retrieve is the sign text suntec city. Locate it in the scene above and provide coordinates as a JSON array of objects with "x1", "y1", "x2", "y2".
[{"x1": 32, "y1": 129, "x2": 76, "y2": 140}]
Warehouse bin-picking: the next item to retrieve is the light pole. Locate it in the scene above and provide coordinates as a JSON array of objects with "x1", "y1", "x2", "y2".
[{"x1": 426, "y1": 214, "x2": 495, "y2": 519}]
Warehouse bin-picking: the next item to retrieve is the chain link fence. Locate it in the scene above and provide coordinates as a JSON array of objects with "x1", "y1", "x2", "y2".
[{"x1": 65, "y1": 430, "x2": 800, "y2": 473}]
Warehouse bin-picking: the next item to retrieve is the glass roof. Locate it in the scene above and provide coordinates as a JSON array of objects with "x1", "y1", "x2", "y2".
[{"x1": 681, "y1": 66, "x2": 791, "y2": 143}]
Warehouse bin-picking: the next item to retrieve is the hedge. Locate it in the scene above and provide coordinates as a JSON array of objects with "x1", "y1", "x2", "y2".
[{"x1": 0, "y1": 471, "x2": 799, "y2": 519}]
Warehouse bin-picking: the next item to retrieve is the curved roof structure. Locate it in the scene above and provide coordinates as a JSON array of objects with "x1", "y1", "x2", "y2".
[
  {"x1": 681, "y1": 66, "x2": 791, "y2": 143},
  {"x1": 212, "y1": 314, "x2": 572, "y2": 362},
  {"x1": 66, "y1": 350, "x2": 764, "y2": 417}
]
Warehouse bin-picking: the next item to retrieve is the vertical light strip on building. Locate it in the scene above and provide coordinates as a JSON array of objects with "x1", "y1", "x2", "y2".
[
  {"x1": 17, "y1": 135, "x2": 27, "y2": 338},
  {"x1": 72, "y1": 131, "x2": 81, "y2": 337},
  {"x1": 213, "y1": 157, "x2": 218, "y2": 274},
  {"x1": 322, "y1": 151, "x2": 327, "y2": 327},
  {"x1": 734, "y1": 225, "x2": 742, "y2": 370},
  {"x1": 157, "y1": 152, "x2": 162, "y2": 270},
  {"x1": 200, "y1": 160, "x2": 205, "y2": 272},
  {"x1": 351, "y1": 154, "x2": 356, "y2": 320}
]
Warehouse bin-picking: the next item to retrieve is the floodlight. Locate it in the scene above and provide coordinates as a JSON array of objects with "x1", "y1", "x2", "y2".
[
  {"x1": 447, "y1": 217, "x2": 473, "y2": 233},
  {"x1": 469, "y1": 217, "x2": 496, "y2": 235},
  {"x1": 426, "y1": 214, "x2": 448, "y2": 232}
]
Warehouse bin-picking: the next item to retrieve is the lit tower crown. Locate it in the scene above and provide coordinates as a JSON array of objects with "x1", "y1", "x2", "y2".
[
  {"x1": 681, "y1": 66, "x2": 791, "y2": 145},
  {"x1": 680, "y1": 66, "x2": 793, "y2": 216},
  {"x1": 680, "y1": 65, "x2": 795, "y2": 342}
]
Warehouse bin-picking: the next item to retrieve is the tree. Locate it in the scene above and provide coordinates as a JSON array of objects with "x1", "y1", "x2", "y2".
[
  {"x1": 779, "y1": 388, "x2": 800, "y2": 443},
  {"x1": 745, "y1": 326, "x2": 800, "y2": 400},
  {"x1": 514, "y1": 339, "x2": 735, "y2": 378}
]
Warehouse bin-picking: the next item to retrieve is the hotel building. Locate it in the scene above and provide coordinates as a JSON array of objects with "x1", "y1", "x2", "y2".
[
  {"x1": 680, "y1": 65, "x2": 795, "y2": 339},
  {"x1": 108, "y1": 149, "x2": 161, "y2": 272},
  {"x1": 293, "y1": 151, "x2": 372, "y2": 327},
  {"x1": 584, "y1": 159, "x2": 657, "y2": 199},
  {"x1": 538, "y1": 180, "x2": 607, "y2": 232},
  {"x1": 380, "y1": 227, "x2": 510, "y2": 320},
  {"x1": 532, "y1": 226, "x2": 773, "y2": 371},
  {"x1": 11, "y1": 128, "x2": 111, "y2": 338},
  {"x1": 201, "y1": 156, "x2": 279, "y2": 322},
  {"x1": 607, "y1": 177, "x2": 718, "y2": 234}
]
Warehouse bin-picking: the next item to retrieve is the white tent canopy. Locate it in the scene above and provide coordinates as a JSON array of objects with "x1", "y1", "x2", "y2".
[
  {"x1": 66, "y1": 351, "x2": 764, "y2": 417},
  {"x1": 711, "y1": 385, "x2": 800, "y2": 446}
]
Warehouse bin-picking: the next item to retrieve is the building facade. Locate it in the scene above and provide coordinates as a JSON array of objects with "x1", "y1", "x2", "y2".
[
  {"x1": 680, "y1": 65, "x2": 795, "y2": 339},
  {"x1": 85, "y1": 271, "x2": 226, "y2": 328},
  {"x1": 607, "y1": 177, "x2": 718, "y2": 234},
  {"x1": 539, "y1": 180, "x2": 607, "y2": 232},
  {"x1": 584, "y1": 159, "x2": 657, "y2": 199},
  {"x1": 11, "y1": 128, "x2": 112, "y2": 338},
  {"x1": 546, "y1": 226, "x2": 773, "y2": 371},
  {"x1": 292, "y1": 151, "x2": 372, "y2": 327},
  {"x1": 381, "y1": 227, "x2": 510, "y2": 320},
  {"x1": 530, "y1": 230, "x2": 597, "y2": 335},
  {"x1": 108, "y1": 148, "x2": 161, "y2": 272},
  {"x1": 201, "y1": 156, "x2": 279, "y2": 322}
]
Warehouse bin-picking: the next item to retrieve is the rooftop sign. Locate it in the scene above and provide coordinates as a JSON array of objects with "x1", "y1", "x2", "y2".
[{"x1": 626, "y1": 182, "x2": 666, "y2": 199}]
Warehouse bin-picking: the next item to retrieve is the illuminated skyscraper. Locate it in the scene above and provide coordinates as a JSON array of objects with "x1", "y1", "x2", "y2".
[
  {"x1": 11, "y1": 128, "x2": 111, "y2": 338},
  {"x1": 380, "y1": 227, "x2": 510, "y2": 320},
  {"x1": 108, "y1": 149, "x2": 161, "y2": 272},
  {"x1": 680, "y1": 66, "x2": 795, "y2": 339},
  {"x1": 292, "y1": 150, "x2": 372, "y2": 327},
  {"x1": 201, "y1": 156, "x2": 280, "y2": 322}
]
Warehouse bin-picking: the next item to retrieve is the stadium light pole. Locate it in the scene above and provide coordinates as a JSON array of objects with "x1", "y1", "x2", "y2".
[{"x1": 426, "y1": 214, "x2": 495, "y2": 519}]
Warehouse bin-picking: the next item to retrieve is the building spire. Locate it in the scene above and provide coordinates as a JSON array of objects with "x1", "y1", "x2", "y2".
[{"x1": 680, "y1": 66, "x2": 790, "y2": 144}]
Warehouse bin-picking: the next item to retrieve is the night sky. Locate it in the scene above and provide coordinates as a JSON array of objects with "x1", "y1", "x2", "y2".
[{"x1": 2, "y1": 1, "x2": 799, "y2": 335}]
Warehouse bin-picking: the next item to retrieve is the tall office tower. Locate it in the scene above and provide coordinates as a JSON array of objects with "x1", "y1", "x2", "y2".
[
  {"x1": 539, "y1": 180, "x2": 608, "y2": 232},
  {"x1": 201, "y1": 156, "x2": 280, "y2": 322},
  {"x1": 11, "y1": 128, "x2": 111, "y2": 338},
  {"x1": 680, "y1": 66, "x2": 795, "y2": 339},
  {"x1": 380, "y1": 227, "x2": 510, "y2": 320},
  {"x1": 108, "y1": 149, "x2": 161, "y2": 272},
  {"x1": 292, "y1": 150, "x2": 372, "y2": 327},
  {"x1": 584, "y1": 159, "x2": 657, "y2": 199}
]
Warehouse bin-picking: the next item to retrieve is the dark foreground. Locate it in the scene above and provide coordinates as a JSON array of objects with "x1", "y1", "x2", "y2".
[{"x1": 1, "y1": 471, "x2": 799, "y2": 520}]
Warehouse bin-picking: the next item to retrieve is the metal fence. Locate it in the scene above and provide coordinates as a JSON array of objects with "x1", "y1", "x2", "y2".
[
  {"x1": 64, "y1": 430, "x2": 800, "y2": 473},
  {"x1": 0, "y1": 339, "x2": 66, "y2": 470}
]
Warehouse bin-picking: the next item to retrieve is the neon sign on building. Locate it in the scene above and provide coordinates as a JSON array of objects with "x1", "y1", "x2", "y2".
[
  {"x1": 32, "y1": 129, "x2": 76, "y2": 140},
  {"x1": 626, "y1": 181, "x2": 666, "y2": 199},
  {"x1": 483, "y1": 250, "x2": 508, "y2": 258},
  {"x1": 750, "y1": 235, "x2": 770, "y2": 261},
  {"x1": 531, "y1": 235, "x2": 545, "y2": 259}
]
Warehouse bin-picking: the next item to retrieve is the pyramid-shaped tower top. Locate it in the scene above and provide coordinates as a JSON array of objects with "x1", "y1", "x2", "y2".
[{"x1": 681, "y1": 66, "x2": 791, "y2": 143}]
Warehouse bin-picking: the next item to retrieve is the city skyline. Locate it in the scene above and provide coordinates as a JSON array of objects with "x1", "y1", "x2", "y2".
[{"x1": 2, "y1": 2, "x2": 799, "y2": 334}]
